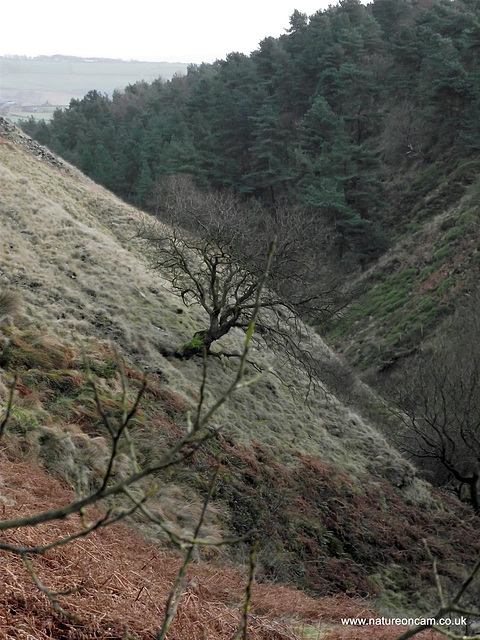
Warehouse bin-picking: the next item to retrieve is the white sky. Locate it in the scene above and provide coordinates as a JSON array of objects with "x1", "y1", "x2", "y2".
[{"x1": 2, "y1": 0, "x2": 337, "y2": 64}]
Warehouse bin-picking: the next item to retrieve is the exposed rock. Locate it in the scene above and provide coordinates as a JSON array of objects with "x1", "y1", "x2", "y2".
[{"x1": 0, "y1": 116, "x2": 75, "y2": 175}]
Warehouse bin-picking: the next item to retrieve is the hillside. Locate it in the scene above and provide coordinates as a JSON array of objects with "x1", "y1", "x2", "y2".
[
  {"x1": 19, "y1": 0, "x2": 480, "y2": 381},
  {"x1": 1, "y1": 120, "x2": 480, "y2": 637},
  {"x1": 325, "y1": 177, "x2": 480, "y2": 374}
]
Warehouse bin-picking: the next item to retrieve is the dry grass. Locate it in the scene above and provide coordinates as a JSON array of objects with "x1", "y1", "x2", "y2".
[
  {"x1": 0, "y1": 130, "x2": 421, "y2": 490},
  {"x1": 1, "y1": 125, "x2": 479, "y2": 637},
  {"x1": 0, "y1": 453, "x2": 318, "y2": 639},
  {"x1": 0, "y1": 453, "x2": 446, "y2": 640}
]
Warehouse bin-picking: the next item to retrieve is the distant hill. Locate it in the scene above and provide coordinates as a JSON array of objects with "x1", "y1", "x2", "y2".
[{"x1": 0, "y1": 55, "x2": 189, "y2": 120}]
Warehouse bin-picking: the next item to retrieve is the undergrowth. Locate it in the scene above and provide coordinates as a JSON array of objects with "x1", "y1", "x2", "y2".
[
  {"x1": 2, "y1": 323, "x2": 480, "y2": 615},
  {"x1": 327, "y1": 192, "x2": 480, "y2": 372}
]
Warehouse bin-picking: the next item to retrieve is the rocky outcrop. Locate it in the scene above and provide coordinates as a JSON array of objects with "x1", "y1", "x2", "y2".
[{"x1": 0, "y1": 116, "x2": 74, "y2": 174}]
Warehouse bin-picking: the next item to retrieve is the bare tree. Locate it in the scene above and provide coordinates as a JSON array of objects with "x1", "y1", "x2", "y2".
[
  {"x1": 391, "y1": 298, "x2": 480, "y2": 512},
  {"x1": 138, "y1": 175, "x2": 337, "y2": 364},
  {"x1": 380, "y1": 100, "x2": 425, "y2": 163}
]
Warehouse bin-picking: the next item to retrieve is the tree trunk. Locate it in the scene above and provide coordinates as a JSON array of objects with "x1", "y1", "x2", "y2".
[{"x1": 468, "y1": 474, "x2": 480, "y2": 514}]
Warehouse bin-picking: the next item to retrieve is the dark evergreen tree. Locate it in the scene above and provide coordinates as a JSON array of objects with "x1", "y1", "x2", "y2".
[{"x1": 20, "y1": 0, "x2": 480, "y2": 267}]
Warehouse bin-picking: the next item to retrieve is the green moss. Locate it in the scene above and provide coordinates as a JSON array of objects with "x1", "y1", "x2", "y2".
[
  {"x1": 420, "y1": 265, "x2": 436, "y2": 277},
  {"x1": 444, "y1": 226, "x2": 465, "y2": 242},
  {"x1": 406, "y1": 220, "x2": 421, "y2": 233},
  {"x1": 436, "y1": 277, "x2": 455, "y2": 295},
  {"x1": 330, "y1": 269, "x2": 417, "y2": 337},
  {"x1": 176, "y1": 332, "x2": 206, "y2": 357}
]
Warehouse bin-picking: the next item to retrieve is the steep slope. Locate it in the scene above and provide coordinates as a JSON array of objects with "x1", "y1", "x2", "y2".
[
  {"x1": 0, "y1": 116, "x2": 415, "y2": 483},
  {"x1": 326, "y1": 164, "x2": 480, "y2": 378},
  {"x1": 0, "y1": 452, "x2": 447, "y2": 640},
  {"x1": 1, "y1": 119, "x2": 479, "y2": 634}
]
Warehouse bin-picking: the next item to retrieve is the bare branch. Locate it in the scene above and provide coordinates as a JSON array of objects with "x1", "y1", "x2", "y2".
[
  {"x1": 232, "y1": 536, "x2": 259, "y2": 640},
  {"x1": 22, "y1": 554, "x2": 84, "y2": 622},
  {"x1": 156, "y1": 459, "x2": 221, "y2": 640}
]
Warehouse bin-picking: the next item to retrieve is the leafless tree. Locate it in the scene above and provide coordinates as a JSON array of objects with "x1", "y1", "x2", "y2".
[
  {"x1": 390, "y1": 301, "x2": 480, "y2": 637},
  {"x1": 138, "y1": 175, "x2": 337, "y2": 370},
  {"x1": 391, "y1": 298, "x2": 480, "y2": 512},
  {"x1": 380, "y1": 100, "x2": 425, "y2": 163}
]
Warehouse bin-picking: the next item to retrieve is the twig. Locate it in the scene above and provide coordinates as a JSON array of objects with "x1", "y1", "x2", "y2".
[
  {"x1": 22, "y1": 554, "x2": 83, "y2": 621},
  {"x1": 395, "y1": 553, "x2": 480, "y2": 639},
  {"x1": 156, "y1": 460, "x2": 221, "y2": 640},
  {"x1": 232, "y1": 536, "x2": 259, "y2": 640}
]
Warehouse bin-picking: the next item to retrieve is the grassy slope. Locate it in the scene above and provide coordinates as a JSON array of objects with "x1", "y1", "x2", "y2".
[
  {"x1": 0, "y1": 120, "x2": 479, "y2": 634},
  {"x1": 326, "y1": 161, "x2": 480, "y2": 377},
  {"x1": 0, "y1": 118, "x2": 415, "y2": 481}
]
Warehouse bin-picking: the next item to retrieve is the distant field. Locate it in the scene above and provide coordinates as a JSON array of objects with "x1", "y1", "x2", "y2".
[
  {"x1": 0, "y1": 56, "x2": 190, "y2": 120},
  {"x1": 6, "y1": 106, "x2": 58, "y2": 123}
]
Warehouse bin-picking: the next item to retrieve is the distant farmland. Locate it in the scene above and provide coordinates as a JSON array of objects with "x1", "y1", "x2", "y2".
[{"x1": 0, "y1": 56, "x2": 190, "y2": 120}]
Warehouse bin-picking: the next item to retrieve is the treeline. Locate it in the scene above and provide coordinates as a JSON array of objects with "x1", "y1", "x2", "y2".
[{"x1": 22, "y1": 0, "x2": 480, "y2": 267}]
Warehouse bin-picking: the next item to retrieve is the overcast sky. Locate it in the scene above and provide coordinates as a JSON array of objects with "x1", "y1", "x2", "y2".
[{"x1": 2, "y1": 0, "x2": 339, "y2": 64}]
